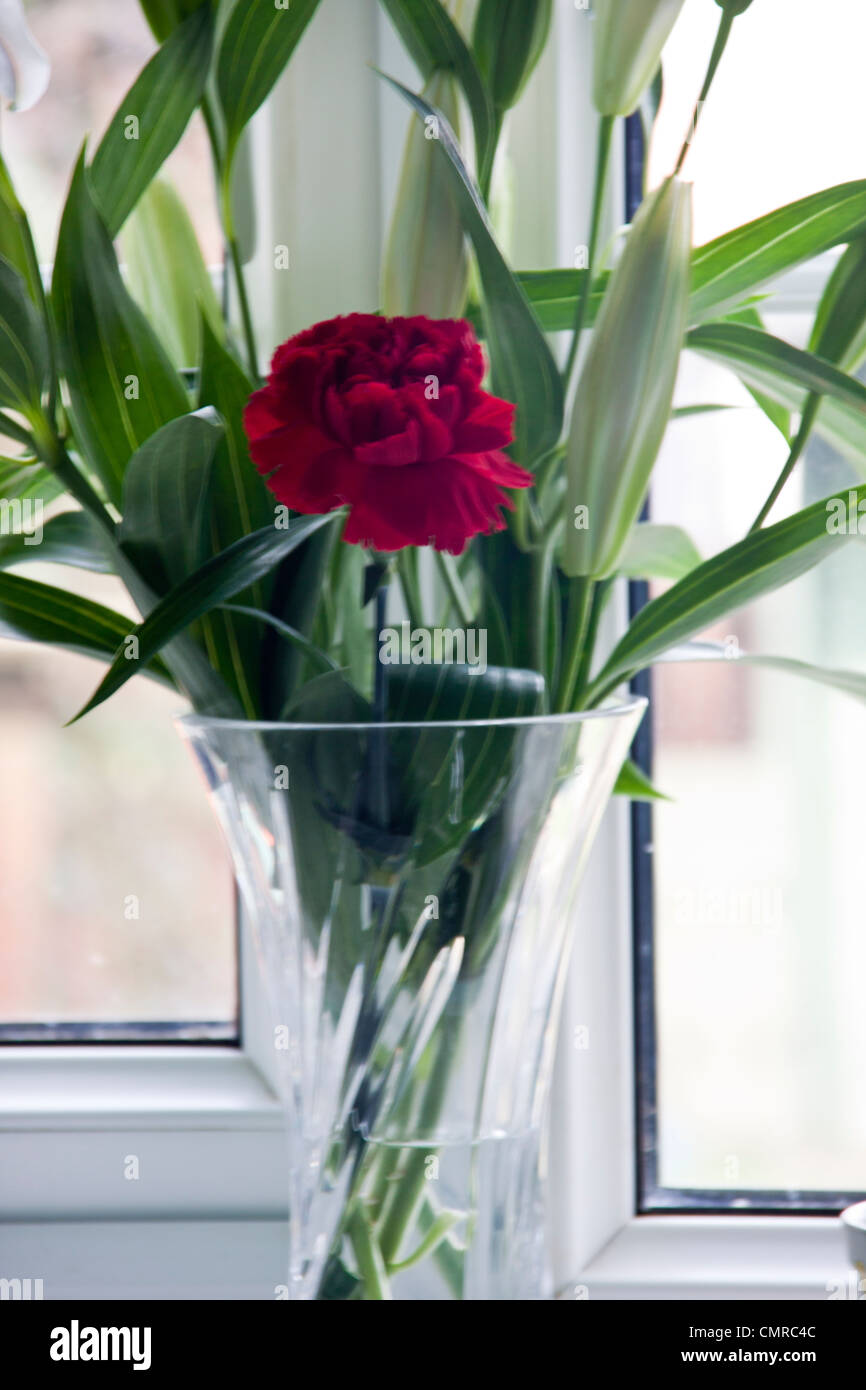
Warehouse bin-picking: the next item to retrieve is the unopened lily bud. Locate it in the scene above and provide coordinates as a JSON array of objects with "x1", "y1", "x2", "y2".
[
  {"x1": 592, "y1": 0, "x2": 687, "y2": 117},
  {"x1": 473, "y1": 0, "x2": 553, "y2": 114},
  {"x1": 716, "y1": 0, "x2": 754, "y2": 15},
  {"x1": 381, "y1": 70, "x2": 470, "y2": 320},
  {"x1": 563, "y1": 178, "x2": 692, "y2": 579}
]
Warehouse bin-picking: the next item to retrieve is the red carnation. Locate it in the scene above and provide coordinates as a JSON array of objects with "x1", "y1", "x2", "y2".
[{"x1": 243, "y1": 314, "x2": 531, "y2": 555}]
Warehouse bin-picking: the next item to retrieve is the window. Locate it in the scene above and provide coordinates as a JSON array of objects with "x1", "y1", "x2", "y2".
[
  {"x1": 640, "y1": 0, "x2": 866, "y2": 1208},
  {"x1": 0, "y1": 1, "x2": 234, "y2": 1043}
]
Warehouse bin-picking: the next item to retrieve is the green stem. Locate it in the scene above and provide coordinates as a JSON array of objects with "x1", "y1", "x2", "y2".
[
  {"x1": 434, "y1": 550, "x2": 474, "y2": 626},
  {"x1": 563, "y1": 114, "x2": 615, "y2": 391},
  {"x1": 35, "y1": 429, "x2": 116, "y2": 538},
  {"x1": 749, "y1": 396, "x2": 818, "y2": 531},
  {"x1": 555, "y1": 576, "x2": 595, "y2": 713},
  {"x1": 571, "y1": 577, "x2": 611, "y2": 709},
  {"x1": 204, "y1": 90, "x2": 259, "y2": 381},
  {"x1": 529, "y1": 544, "x2": 552, "y2": 688},
  {"x1": 221, "y1": 168, "x2": 259, "y2": 379},
  {"x1": 673, "y1": 9, "x2": 735, "y2": 175},
  {"x1": 478, "y1": 108, "x2": 504, "y2": 207},
  {"x1": 347, "y1": 1208, "x2": 393, "y2": 1301},
  {"x1": 397, "y1": 549, "x2": 424, "y2": 630},
  {"x1": 375, "y1": 1034, "x2": 455, "y2": 1271}
]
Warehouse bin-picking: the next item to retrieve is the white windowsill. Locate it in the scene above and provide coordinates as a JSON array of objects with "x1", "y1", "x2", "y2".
[{"x1": 569, "y1": 1216, "x2": 853, "y2": 1302}]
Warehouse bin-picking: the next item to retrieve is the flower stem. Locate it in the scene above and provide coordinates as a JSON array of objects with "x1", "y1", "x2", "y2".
[
  {"x1": 563, "y1": 114, "x2": 615, "y2": 392},
  {"x1": 529, "y1": 543, "x2": 553, "y2": 689},
  {"x1": 673, "y1": 8, "x2": 735, "y2": 175},
  {"x1": 203, "y1": 91, "x2": 259, "y2": 381},
  {"x1": 555, "y1": 576, "x2": 596, "y2": 713},
  {"x1": 397, "y1": 549, "x2": 424, "y2": 630},
  {"x1": 435, "y1": 550, "x2": 474, "y2": 626},
  {"x1": 570, "y1": 577, "x2": 610, "y2": 708},
  {"x1": 347, "y1": 1208, "x2": 393, "y2": 1300},
  {"x1": 220, "y1": 170, "x2": 259, "y2": 380}
]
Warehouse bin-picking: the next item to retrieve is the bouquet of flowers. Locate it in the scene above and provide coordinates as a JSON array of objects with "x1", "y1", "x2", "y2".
[{"x1": 3, "y1": 0, "x2": 866, "y2": 1298}]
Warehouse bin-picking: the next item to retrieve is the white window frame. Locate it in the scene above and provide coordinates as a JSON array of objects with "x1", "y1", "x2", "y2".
[{"x1": 0, "y1": 0, "x2": 852, "y2": 1300}]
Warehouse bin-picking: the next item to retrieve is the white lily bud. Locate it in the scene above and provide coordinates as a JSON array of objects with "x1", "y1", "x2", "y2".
[
  {"x1": 592, "y1": 0, "x2": 686, "y2": 117},
  {"x1": 563, "y1": 178, "x2": 692, "y2": 579},
  {"x1": 381, "y1": 69, "x2": 470, "y2": 320},
  {"x1": 0, "y1": 0, "x2": 49, "y2": 111}
]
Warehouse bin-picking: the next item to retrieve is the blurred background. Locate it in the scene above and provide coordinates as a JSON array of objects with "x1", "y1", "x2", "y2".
[
  {"x1": 0, "y1": 0, "x2": 234, "y2": 1038},
  {"x1": 648, "y1": 0, "x2": 866, "y2": 1194}
]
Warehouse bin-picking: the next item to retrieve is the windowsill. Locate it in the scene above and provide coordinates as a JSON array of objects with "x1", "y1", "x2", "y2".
[
  {"x1": 0, "y1": 1045, "x2": 281, "y2": 1130},
  {"x1": 0, "y1": 1212, "x2": 853, "y2": 1300},
  {"x1": 568, "y1": 1215, "x2": 854, "y2": 1302},
  {"x1": 0, "y1": 1046, "x2": 288, "y2": 1221}
]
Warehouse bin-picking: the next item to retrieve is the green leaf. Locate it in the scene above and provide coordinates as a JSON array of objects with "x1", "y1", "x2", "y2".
[
  {"x1": 122, "y1": 178, "x2": 224, "y2": 372},
  {"x1": 119, "y1": 410, "x2": 223, "y2": 592},
  {"x1": 52, "y1": 154, "x2": 190, "y2": 509},
  {"x1": 508, "y1": 181, "x2": 866, "y2": 334},
  {"x1": 139, "y1": 0, "x2": 213, "y2": 42},
  {"x1": 690, "y1": 181, "x2": 866, "y2": 323},
  {"x1": 660, "y1": 639, "x2": 866, "y2": 706},
  {"x1": 381, "y1": 75, "x2": 563, "y2": 467},
  {"x1": 381, "y1": 0, "x2": 495, "y2": 179},
  {"x1": 721, "y1": 305, "x2": 791, "y2": 442},
  {"x1": 586, "y1": 483, "x2": 866, "y2": 701},
  {"x1": 0, "y1": 151, "x2": 46, "y2": 308},
  {"x1": 614, "y1": 758, "x2": 671, "y2": 801},
  {"x1": 616, "y1": 521, "x2": 702, "y2": 581},
  {"x1": 217, "y1": 0, "x2": 321, "y2": 167},
  {"x1": 670, "y1": 403, "x2": 737, "y2": 419},
  {"x1": 687, "y1": 322, "x2": 866, "y2": 421},
  {"x1": 808, "y1": 237, "x2": 866, "y2": 373},
  {"x1": 90, "y1": 5, "x2": 215, "y2": 236},
  {"x1": 0, "y1": 569, "x2": 173, "y2": 685},
  {"x1": 0, "y1": 457, "x2": 64, "y2": 505},
  {"x1": 0, "y1": 509, "x2": 113, "y2": 573},
  {"x1": 70, "y1": 512, "x2": 337, "y2": 721},
  {"x1": 218, "y1": 603, "x2": 339, "y2": 677},
  {"x1": 0, "y1": 254, "x2": 50, "y2": 418},
  {"x1": 197, "y1": 317, "x2": 277, "y2": 714},
  {"x1": 386, "y1": 661, "x2": 545, "y2": 723},
  {"x1": 470, "y1": 268, "x2": 607, "y2": 335}
]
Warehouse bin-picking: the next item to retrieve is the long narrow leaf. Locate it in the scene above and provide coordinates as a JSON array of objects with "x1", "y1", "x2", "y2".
[
  {"x1": 0, "y1": 509, "x2": 113, "y2": 573},
  {"x1": 71, "y1": 512, "x2": 338, "y2": 721},
  {"x1": 120, "y1": 410, "x2": 223, "y2": 592},
  {"x1": 0, "y1": 570, "x2": 173, "y2": 684},
  {"x1": 380, "y1": 0, "x2": 494, "y2": 176},
  {"x1": 659, "y1": 639, "x2": 866, "y2": 706},
  {"x1": 52, "y1": 155, "x2": 189, "y2": 507},
  {"x1": 217, "y1": 0, "x2": 321, "y2": 166},
  {"x1": 690, "y1": 180, "x2": 866, "y2": 323},
  {"x1": 586, "y1": 483, "x2": 866, "y2": 700},
  {"x1": 90, "y1": 6, "x2": 215, "y2": 236}
]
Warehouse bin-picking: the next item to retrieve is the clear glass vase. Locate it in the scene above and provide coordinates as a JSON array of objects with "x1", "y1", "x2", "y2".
[{"x1": 179, "y1": 699, "x2": 644, "y2": 1300}]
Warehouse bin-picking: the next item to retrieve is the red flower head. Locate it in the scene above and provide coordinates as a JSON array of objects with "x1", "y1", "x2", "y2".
[{"x1": 243, "y1": 314, "x2": 531, "y2": 554}]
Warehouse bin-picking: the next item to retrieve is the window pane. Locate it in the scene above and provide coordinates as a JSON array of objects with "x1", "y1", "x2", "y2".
[
  {"x1": 0, "y1": 572, "x2": 236, "y2": 1040},
  {"x1": 650, "y1": 0, "x2": 866, "y2": 242},
  {"x1": 650, "y1": 331, "x2": 866, "y2": 1195},
  {"x1": 4, "y1": 0, "x2": 221, "y2": 262}
]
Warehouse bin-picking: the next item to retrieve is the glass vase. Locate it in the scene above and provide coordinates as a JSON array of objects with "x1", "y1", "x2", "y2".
[{"x1": 179, "y1": 698, "x2": 644, "y2": 1300}]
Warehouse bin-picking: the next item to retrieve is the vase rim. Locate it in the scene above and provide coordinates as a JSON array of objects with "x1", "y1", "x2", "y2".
[{"x1": 176, "y1": 693, "x2": 647, "y2": 735}]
